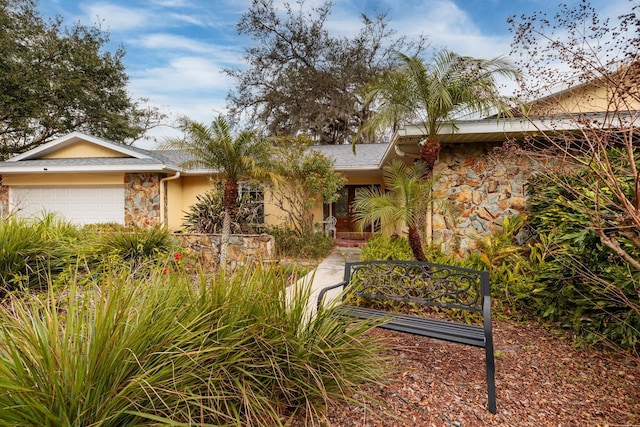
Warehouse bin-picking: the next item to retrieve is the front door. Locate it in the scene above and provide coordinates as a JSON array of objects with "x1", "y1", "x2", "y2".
[{"x1": 327, "y1": 185, "x2": 379, "y2": 234}]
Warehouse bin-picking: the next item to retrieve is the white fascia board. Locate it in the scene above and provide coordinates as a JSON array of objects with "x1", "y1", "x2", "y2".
[
  {"x1": 392, "y1": 117, "x2": 582, "y2": 141},
  {"x1": 178, "y1": 168, "x2": 219, "y2": 176},
  {"x1": 0, "y1": 164, "x2": 169, "y2": 174},
  {"x1": 7, "y1": 132, "x2": 151, "y2": 162},
  {"x1": 334, "y1": 166, "x2": 380, "y2": 171}
]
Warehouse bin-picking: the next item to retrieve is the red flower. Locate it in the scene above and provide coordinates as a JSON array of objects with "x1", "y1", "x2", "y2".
[
  {"x1": 175, "y1": 253, "x2": 183, "y2": 260},
  {"x1": 162, "y1": 268, "x2": 169, "y2": 275}
]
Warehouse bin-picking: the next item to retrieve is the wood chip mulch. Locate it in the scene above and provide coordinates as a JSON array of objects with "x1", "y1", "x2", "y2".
[{"x1": 314, "y1": 320, "x2": 640, "y2": 426}]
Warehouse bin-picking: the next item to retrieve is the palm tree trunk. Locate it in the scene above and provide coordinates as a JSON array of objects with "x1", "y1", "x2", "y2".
[
  {"x1": 408, "y1": 226, "x2": 427, "y2": 262},
  {"x1": 420, "y1": 137, "x2": 441, "y2": 177},
  {"x1": 417, "y1": 136, "x2": 441, "y2": 262},
  {"x1": 220, "y1": 209, "x2": 232, "y2": 266},
  {"x1": 220, "y1": 180, "x2": 239, "y2": 267}
]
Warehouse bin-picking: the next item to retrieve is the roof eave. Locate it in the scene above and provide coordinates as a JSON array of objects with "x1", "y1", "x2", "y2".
[{"x1": 0, "y1": 164, "x2": 174, "y2": 174}]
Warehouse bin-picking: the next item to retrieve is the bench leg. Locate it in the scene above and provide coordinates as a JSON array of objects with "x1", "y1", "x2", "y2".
[{"x1": 485, "y1": 342, "x2": 497, "y2": 414}]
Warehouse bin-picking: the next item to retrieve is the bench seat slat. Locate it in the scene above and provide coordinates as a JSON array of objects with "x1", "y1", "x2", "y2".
[{"x1": 336, "y1": 306, "x2": 486, "y2": 347}]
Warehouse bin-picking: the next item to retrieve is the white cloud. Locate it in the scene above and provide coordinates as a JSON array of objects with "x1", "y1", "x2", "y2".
[
  {"x1": 167, "y1": 12, "x2": 207, "y2": 27},
  {"x1": 130, "y1": 56, "x2": 234, "y2": 95},
  {"x1": 390, "y1": 0, "x2": 513, "y2": 58},
  {"x1": 149, "y1": 0, "x2": 191, "y2": 7},
  {"x1": 138, "y1": 34, "x2": 214, "y2": 53},
  {"x1": 79, "y1": 3, "x2": 149, "y2": 31}
]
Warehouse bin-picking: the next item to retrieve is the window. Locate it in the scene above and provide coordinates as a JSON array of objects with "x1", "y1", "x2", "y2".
[{"x1": 239, "y1": 182, "x2": 264, "y2": 224}]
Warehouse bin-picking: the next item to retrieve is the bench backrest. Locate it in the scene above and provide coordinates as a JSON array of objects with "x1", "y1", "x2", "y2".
[{"x1": 344, "y1": 260, "x2": 490, "y2": 312}]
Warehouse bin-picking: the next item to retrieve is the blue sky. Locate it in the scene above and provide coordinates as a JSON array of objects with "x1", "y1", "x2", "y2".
[{"x1": 39, "y1": 0, "x2": 631, "y2": 148}]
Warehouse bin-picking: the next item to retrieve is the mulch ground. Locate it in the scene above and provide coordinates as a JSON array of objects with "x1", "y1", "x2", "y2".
[{"x1": 315, "y1": 320, "x2": 640, "y2": 426}]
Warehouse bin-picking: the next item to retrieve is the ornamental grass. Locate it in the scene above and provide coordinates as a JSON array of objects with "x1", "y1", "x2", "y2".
[{"x1": 0, "y1": 261, "x2": 387, "y2": 426}]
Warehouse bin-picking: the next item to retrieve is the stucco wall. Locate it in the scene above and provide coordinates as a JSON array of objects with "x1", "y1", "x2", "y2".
[
  {"x1": 175, "y1": 233, "x2": 274, "y2": 270},
  {"x1": 125, "y1": 173, "x2": 161, "y2": 228},
  {"x1": 431, "y1": 142, "x2": 531, "y2": 256},
  {"x1": 41, "y1": 141, "x2": 126, "y2": 159}
]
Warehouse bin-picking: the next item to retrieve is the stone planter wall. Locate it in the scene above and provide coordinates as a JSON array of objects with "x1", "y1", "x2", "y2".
[
  {"x1": 175, "y1": 233, "x2": 275, "y2": 270},
  {"x1": 431, "y1": 142, "x2": 531, "y2": 256}
]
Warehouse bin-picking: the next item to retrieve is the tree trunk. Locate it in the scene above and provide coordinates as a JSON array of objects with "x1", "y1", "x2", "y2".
[
  {"x1": 220, "y1": 209, "x2": 232, "y2": 267},
  {"x1": 416, "y1": 136, "x2": 440, "y2": 261},
  {"x1": 220, "y1": 180, "x2": 239, "y2": 267},
  {"x1": 420, "y1": 137, "x2": 441, "y2": 177},
  {"x1": 407, "y1": 226, "x2": 427, "y2": 262}
]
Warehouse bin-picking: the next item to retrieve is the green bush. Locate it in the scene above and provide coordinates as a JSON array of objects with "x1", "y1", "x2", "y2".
[
  {"x1": 0, "y1": 214, "x2": 82, "y2": 294},
  {"x1": 266, "y1": 226, "x2": 334, "y2": 260},
  {"x1": 0, "y1": 262, "x2": 387, "y2": 425},
  {"x1": 182, "y1": 184, "x2": 263, "y2": 234},
  {"x1": 93, "y1": 226, "x2": 180, "y2": 272},
  {"x1": 360, "y1": 233, "x2": 413, "y2": 261},
  {"x1": 526, "y1": 170, "x2": 640, "y2": 349}
]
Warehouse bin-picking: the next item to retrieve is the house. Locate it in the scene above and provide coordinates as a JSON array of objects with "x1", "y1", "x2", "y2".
[
  {"x1": 0, "y1": 123, "x2": 535, "y2": 255},
  {"x1": 0, "y1": 69, "x2": 635, "y2": 255}
]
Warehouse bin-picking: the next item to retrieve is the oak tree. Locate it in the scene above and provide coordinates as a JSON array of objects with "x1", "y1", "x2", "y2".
[
  {"x1": 225, "y1": 0, "x2": 425, "y2": 144},
  {"x1": 0, "y1": 0, "x2": 164, "y2": 158}
]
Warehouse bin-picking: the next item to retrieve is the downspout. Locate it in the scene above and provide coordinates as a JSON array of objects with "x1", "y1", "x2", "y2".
[{"x1": 160, "y1": 171, "x2": 181, "y2": 228}]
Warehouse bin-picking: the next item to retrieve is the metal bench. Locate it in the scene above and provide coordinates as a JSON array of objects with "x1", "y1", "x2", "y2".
[{"x1": 316, "y1": 260, "x2": 496, "y2": 414}]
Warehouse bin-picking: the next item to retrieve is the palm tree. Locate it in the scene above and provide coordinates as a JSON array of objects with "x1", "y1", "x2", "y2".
[
  {"x1": 360, "y1": 50, "x2": 520, "y2": 176},
  {"x1": 163, "y1": 116, "x2": 272, "y2": 265},
  {"x1": 353, "y1": 160, "x2": 439, "y2": 261}
]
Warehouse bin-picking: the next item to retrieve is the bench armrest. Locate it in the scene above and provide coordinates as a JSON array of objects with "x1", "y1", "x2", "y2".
[{"x1": 317, "y1": 280, "x2": 348, "y2": 310}]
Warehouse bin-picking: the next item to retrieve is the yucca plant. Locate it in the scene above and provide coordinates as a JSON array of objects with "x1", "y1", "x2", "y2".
[{"x1": 0, "y1": 261, "x2": 388, "y2": 425}]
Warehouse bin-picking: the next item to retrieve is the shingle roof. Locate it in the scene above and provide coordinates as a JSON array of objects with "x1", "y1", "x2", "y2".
[
  {"x1": 311, "y1": 143, "x2": 390, "y2": 169},
  {"x1": 0, "y1": 133, "x2": 390, "y2": 174}
]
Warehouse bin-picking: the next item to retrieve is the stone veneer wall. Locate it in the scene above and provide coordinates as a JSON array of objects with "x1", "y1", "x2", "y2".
[
  {"x1": 124, "y1": 173, "x2": 161, "y2": 228},
  {"x1": 175, "y1": 233, "x2": 275, "y2": 270},
  {"x1": 0, "y1": 182, "x2": 8, "y2": 218},
  {"x1": 431, "y1": 142, "x2": 531, "y2": 256}
]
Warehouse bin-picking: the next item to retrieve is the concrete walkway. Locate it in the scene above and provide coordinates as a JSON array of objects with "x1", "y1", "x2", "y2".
[{"x1": 287, "y1": 247, "x2": 361, "y2": 317}]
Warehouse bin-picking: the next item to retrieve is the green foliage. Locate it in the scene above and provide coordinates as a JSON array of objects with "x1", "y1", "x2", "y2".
[
  {"x1": 353, "y1": 161, "x2": 434, "y2": 235},
  {"x1": 469, "y1": 215, "x2": 542, "y2": 315},
  {"x1": 270, "y1": 136, "x2": 347, "y2": 235},
  {"x1": 93, "y1": 226, "x2": 180, "y2": 272},
  {"x1": 182, "y1": 185, "x2": 263, "y2": 234},
  {"x1": 266, "y1": 226, "x2": 335, "y2": 260},
  {"x1": 360, "y1": 234, "x2": 413, "y2": 261},
  {"x1": 359, "y1": 50, "x2": 520, "y2": 144},
  {"x1": 227, "y1": 0, "x2": 425, "y2": 144},
  {"x1": 0, "y1": 214, "x2": 81, "y2": 293},
  {"x1": 525, "y1": 169, "x2": 640, "y2": 349},
  {"x1": 353, "y1": 160, "x2": 444, "y2": 261},
  {"x1": 163, "y1": 115, "x2": 274, "y2": 263},
  {"x1": 0, "y1": 0, "x2": 164, "y2": 157},
  {"x1": 0, "y1": 262, "x2": 387, "y2": 425}
]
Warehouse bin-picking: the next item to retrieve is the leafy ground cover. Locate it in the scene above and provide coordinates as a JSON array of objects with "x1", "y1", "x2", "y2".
[{"x1": 307, "y1": 320, "x2": 639, "y2": 426}]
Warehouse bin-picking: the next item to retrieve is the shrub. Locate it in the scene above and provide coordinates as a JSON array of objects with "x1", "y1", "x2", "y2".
[
  {"x1": 266, "y1": 226, "x2": 334, "y2": 260},
  {"x1": 0, "y1": 214, "x2": 81, "y2": 294},
  {"x1": 93, "y1": 226, "x2": 180, "y2": 272},
  {"x1": 182, "y1": 185, "x2": 262, "y2": 234},
  {"x1": 525, "y1": 170, "x2": 640, "y2": 349},
  {"x1": 0, "y1": 262, "x2": 387, "y2": 425},
  {"x1": 359, "y1": 233, "x2": 413, "y2": 261}
]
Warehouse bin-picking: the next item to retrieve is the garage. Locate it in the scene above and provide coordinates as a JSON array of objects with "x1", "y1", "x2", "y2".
[{"x1": 10, "y1": 186, "x2": 125, "y2": 225}]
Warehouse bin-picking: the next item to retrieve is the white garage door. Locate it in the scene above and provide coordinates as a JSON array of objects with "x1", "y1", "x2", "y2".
[{"x1": 10, "y1": 186, "x2": 125, "y2": 225}]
